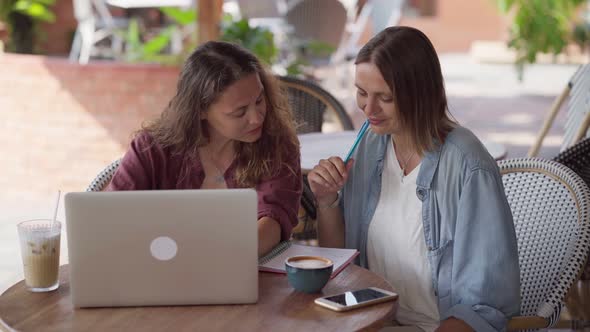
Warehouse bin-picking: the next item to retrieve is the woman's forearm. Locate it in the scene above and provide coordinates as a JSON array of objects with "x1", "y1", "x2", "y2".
[
  {"x1": 317, "y1": 203, "x2": 345, "y2": 248},
  {"x1": 257, "y1": 217, "x2": 281, "y2": 257}
]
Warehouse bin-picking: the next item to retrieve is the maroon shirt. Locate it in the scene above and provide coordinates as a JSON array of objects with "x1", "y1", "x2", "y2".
[{"x1": 107, "y1": 132, "x2": 302, "y2": 241}]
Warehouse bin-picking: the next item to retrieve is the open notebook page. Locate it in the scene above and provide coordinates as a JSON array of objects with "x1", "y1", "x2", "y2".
[{"x1": 258, "y1": 243, "x2": 359, "y2": 278}]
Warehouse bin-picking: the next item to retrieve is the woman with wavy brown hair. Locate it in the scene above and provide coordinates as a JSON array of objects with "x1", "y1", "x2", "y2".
[{"x1": 107, "y1": 41, "x2": 302, "y2": 257}]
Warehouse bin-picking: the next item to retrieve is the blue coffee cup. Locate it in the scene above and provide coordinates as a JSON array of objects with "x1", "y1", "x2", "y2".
[{"x1": 285, "y1": 256, "x2": 334, "y2": 293}]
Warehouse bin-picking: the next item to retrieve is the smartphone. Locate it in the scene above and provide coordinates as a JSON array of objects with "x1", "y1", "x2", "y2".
[{"x1": 314, "y1": 287, "x2": 398, "y2": 312}]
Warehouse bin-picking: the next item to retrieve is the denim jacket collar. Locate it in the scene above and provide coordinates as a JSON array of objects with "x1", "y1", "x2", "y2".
[{"x1": 416, "y1": 140, "x2": 442, "y2": 190}]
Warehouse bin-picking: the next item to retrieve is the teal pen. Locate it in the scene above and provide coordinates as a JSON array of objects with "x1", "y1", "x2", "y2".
[{"x1": 344, "y1": 119, "x2": 370, "y2": 163}]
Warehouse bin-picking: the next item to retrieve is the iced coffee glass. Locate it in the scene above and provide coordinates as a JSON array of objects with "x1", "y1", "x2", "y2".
[{"x1": 17, "y1": 219, "x2": 61, "y2": 292}]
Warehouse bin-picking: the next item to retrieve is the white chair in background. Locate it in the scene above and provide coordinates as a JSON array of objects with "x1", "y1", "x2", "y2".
[
  {"x1": 69, "y1": 0, "x2": 127, "y2": 64},
  {"x1": 529, "y1": 64, "x2": 590, "y2": 157},
  {"x1": 562, "y1": 65, "x2": 590, "y2": 151},
  {"x1": 331, "y1": 0, "x2": 404, "y2": 63}
]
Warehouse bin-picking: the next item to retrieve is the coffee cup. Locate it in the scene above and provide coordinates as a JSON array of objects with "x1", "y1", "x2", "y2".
[
  {"x1": 285, "y1": 255, "x2": 333, "y2": 293},
  {"x1": 17, "y1": 219, "x2": 61, "y2": 292}
]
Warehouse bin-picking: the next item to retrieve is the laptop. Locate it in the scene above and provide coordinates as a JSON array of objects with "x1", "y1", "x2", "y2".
[{"x1": 64, "y1": 189, "x2": 258, "y2": 308}]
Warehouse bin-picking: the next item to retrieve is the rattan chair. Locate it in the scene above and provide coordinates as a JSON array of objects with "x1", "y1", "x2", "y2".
[
  {"x1": 554, "y1": 137, "x2": 590, "y2": 188},
  {"x1": 554, "y1": 137, "x2": 590, "y2": 280},
  {"x1": 498, "y1": 158, "x2": 590, "y2": 331},
  {"x1": 277, "y1": 75, "x2": 353, "y2": 134},
  {"x1": 86, "y1": 159, "x2": 120, "y2": 191},
  {"x1": 277, "y1": 75, "x2": 352, "y2": 240}
]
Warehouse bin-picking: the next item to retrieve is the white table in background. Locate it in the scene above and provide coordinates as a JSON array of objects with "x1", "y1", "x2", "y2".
[
  {"x1": 106, "y1": 0, "x2": 191, "y2": 8},
  {"x1": 298, "y1": 131, "x2": 507, "y2": 171}
]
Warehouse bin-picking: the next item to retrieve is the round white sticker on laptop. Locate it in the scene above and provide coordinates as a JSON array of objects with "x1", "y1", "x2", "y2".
[{"x1": 150, "y1": 236, "x2": 178, "y2": 261}]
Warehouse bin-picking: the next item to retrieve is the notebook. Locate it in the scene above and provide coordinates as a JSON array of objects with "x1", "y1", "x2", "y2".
[
  {"x1": 258, "y1": 241, "x2": 359, "y2": 278},
  {"x1": 65, "y1": 189, "x2": 259, "y2": 308}
]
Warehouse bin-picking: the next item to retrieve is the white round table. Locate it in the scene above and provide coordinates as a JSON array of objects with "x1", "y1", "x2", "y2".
[{"x1": 299, "y1": 131, "x2": 507, "y2": 171}]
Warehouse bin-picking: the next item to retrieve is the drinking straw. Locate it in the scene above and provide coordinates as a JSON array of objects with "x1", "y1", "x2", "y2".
[{"x1": 51, "y1": 190, "x2": 61, "y2": 228}]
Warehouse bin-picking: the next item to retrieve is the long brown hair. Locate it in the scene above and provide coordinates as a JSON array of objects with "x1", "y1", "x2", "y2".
[
  {"x1": 355, "y1": 26, "x2": 456, "y2": 155},
  {"x1": 142, "y1": 41, "x2": 299, "y2": 187}
]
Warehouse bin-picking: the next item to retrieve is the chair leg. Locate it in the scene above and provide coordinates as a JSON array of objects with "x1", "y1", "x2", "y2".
[
  {"x1": 507, "y1": 316, "x2": 549, "y2": 331},
  {"x1": 528, "y1": 83, "x2": 571, "y2": 157},
  {"x1": 69, "y1": 28, "x2": 81, "y2": 62},
  {"x1": 111, "y1": 32, "x2": 124, "y2": 60},
  {"x1": 572, "y1": 109, "x2": 590, "y2": 147},
  {"x1": 78, "y1": 20, "x2": 95, "y2": 65}
]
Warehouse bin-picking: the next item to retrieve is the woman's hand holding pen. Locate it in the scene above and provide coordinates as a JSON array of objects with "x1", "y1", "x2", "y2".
[
  {"x1": 308, "y1": 157, "x2": 353, "y2": 207},
  {"x1": 309, "y1": 157, "x2": 351, "y2": 247},
  {"x1": 309, "y1": 119, "x2": 369, "y2": 208}
]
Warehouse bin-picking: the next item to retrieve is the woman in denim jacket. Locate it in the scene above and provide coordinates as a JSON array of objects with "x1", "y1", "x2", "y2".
[{"x1": 307, "y1": 27, "x2": 520, "y2": 332}]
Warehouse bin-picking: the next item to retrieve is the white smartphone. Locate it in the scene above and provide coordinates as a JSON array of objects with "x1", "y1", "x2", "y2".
[{"x1": 314, "y1": 287, "x2": 398, "y2": 312}]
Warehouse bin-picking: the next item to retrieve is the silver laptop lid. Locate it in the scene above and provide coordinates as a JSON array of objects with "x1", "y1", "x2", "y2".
[{"x1": 65, "y1": 189, "x2": 258, "y2": 308}]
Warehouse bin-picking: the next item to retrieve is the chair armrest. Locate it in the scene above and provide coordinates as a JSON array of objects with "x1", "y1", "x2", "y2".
[{"x1": 507, "y1": 316, "x2": 549, "y2": 331}]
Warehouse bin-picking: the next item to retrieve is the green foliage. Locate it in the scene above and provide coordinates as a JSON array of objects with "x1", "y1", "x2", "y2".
[
  {"x1": 220, "y1": 19, "x2": 277, "y2": 65},
  {"x1": 497, "y1": 0, "x2": 586, "y2": 78},
  {"x1": 123, "y1": 18, "x2": 179, "y2": 65},
  {"x1": 285, "y1": 58, "x2": 306, "y2": 76},
  {"x1": 0, "y1": 0, "x2": 55, "y2": 22},
  {"x1": 12, "y1": 0, "x2": 56, "y2": 22},
  {"x1": 283, "y1": 40, "x2": 335, "y2": 76},
  {"x1": 0, "y1": 0, "x2": 56, "y2": 52},
  {"x1": 123, "y1": 8, "x2": 197, "y2": 65},
  {"x1": 128, "y1": 11, "x2": 312, "y2": 76},
  {"x1": 220, "y1": 18, "x2": 332, "y2": 76},
  {"x1": 160, "y1": 7, "x2": 197, "y2": 26},
  {"x1": 304, "y1": 40, "x2": 336, "y2": 58},
  {"x1": 573, "y1": 22, "x2": 590, "y2": 52}
]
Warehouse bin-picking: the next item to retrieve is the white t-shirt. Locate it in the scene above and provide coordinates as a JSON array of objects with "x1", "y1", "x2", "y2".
[{"x1": 367, "y1": 141, "x2": 439, "y2": 332}]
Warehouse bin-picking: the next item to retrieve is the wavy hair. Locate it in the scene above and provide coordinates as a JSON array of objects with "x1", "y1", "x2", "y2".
[{"x1": 142, "y1": 41, "x2": 299, "y2": 187}]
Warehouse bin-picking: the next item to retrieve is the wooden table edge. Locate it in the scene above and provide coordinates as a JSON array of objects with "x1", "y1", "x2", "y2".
[
  {"x1": 0, "y1": 264, "x2": 397, "y2": 331},
  {"x1": 0, "y1": 281, "x2": 21, "y2": 332}
]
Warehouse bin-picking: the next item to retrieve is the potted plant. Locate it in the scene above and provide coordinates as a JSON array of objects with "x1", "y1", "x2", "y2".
[
  {"x1": 124, "y1": 11, "x2": 311, "y2": 76},
  {"x1": 220, "y1": 18, "x2": 277, "y2": 66}
]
